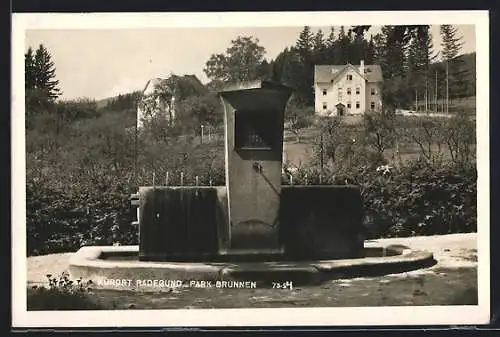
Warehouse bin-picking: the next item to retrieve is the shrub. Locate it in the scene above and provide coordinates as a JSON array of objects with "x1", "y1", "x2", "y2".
[
  {"x1": 285, "y1": 105, "x2": 315, "y2": 143},
  {"x1": 26, "y1": 109, "x2": 226, "y2": 255},
  {"x1": 358, "y1": 162, "x2": 476, "y2": 238},
  {"x1": 27, "y1": 272, "x2": 103, "y2": 310}
]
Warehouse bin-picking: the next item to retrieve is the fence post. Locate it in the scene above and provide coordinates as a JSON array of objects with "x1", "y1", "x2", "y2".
[
  {"x1": 320, "y1": 132, "x2": 324, "y2": 171},
  {"x1": 86, "y1": 206, "x2": 92, "y2": 243}
]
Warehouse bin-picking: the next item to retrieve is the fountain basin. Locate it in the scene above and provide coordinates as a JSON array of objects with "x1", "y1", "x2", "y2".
[
  {"x1": 136, "y1": 185, "x2": 365, "y2": 261},
  {"x1": 68, "y1": 244, "x2": 435, "y2": 290}
]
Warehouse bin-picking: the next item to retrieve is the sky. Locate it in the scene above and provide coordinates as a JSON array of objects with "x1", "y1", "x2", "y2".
[{"x1": 25, "y1": 25, "x2": 476, "y2": 101}]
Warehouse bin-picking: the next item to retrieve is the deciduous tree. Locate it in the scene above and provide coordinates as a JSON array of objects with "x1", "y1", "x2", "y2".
[{"x1": 203, "y1": 36, "x2": 266, "y2": 85}]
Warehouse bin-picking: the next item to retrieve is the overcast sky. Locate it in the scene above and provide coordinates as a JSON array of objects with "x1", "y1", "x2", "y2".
[{"x1": 25, "y1": 25, "x2": 476, "y2": 101}]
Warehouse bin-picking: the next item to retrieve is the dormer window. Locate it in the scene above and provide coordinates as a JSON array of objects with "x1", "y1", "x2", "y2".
[
  {"x1": 347, "y1": 75, "x2": 353, "y2": 81},
  {"x1": 330, "y1": 79, "x2": 334, "y2": 84}
]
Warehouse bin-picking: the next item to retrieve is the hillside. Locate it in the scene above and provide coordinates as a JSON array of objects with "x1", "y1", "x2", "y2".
[
  {"x1": 96, "y1": 92, "x2": 141, "y2": 110},
  {"x1": 429, "y1": 52, "x2": 476, "y2": 98},
  {"x1": 96, "y1": 74, "x2": 208, "y2": 111}
]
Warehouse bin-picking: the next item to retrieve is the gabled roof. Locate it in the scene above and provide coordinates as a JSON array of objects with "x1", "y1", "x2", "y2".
[
  {"x1": 363, "y1": 65, "x2": 383, "y2": 83},
  {"x1": 331, "y1": 64, "x2": 365, "y2": 83},
  {"x1": 141, "y1": 78, "x2": 165, "y2": 96},
  {"x1": 314, "y1": 64, "x2": 383, "y2": 84},
  {"x1": 140, "y1": 74, "x2": 207, "y2": 98}
]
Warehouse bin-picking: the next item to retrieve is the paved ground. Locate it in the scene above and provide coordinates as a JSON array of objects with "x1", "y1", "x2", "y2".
[
  {"x1": 367, "y1": 233, "x2": 477, "y2": 269},
  {"x1": 27, "y1": 233, "x2": 477, "y2": 284},
  {"x1": 26, "y1": 233, "x2": 478, "y2": 309}
]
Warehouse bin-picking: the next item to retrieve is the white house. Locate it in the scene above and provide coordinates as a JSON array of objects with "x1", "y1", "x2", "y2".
[
  {"x1": 136, "y1": 78, "x2": 176, "y2": 129},
  {"x1": 314, "y1": 60, "x2": 383, "y2": 116}
]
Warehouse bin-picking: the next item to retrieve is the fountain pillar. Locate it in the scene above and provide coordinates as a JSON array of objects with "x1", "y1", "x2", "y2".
[{"x1": 218, "y1": 81, "x2": 292, "y2": 252}]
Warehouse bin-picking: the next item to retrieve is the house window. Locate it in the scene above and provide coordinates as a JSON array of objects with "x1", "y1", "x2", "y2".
[
  {"x1": 371, "y1": 88, "x2": 376, "y2": 95},
  {"x1": 347, "y1": 103, "x2": 351, "y2": 109},
  {"x1": 322, "y1": 89, "x2": 327, "y2": 96},
  {"x1": 347, "y1": 75, "x2": 353, "y2": 81},
  {"x1": 356, "y1": 102, "x2": 360, "y2": 109},
  {"x1": 370, "y1": 102, "x2": 375, "y2": 110},
  {"x1": 330, "y1": 79, "x2": 334, "y2": 84},
  {"x1": 347, "y1": 88, "x2": 351, "y2": 95},
  {"x1": 356, "y1": 87, "x2": 360, "y2": 95},
  {"x1": 323, "y1": 103, "x2": 327, "y2": 110}
]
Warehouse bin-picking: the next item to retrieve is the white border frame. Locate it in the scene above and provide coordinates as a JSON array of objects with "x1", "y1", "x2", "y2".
[{"x1": 12, "y1": 11, "x2": 490, "y2": 327}]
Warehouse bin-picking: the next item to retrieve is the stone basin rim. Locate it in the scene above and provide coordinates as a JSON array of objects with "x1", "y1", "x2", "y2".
[
  {"x1": 67, "y1": 245, "x2": 435, "y2": 290},
  {"x1": 68, "y1": 244, "x2": 433, "y2": 271}
]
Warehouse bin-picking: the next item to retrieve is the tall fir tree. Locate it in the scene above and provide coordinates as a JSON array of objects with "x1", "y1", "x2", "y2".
[
  {"x1": 406, "y1": 26, "x2": 435, "y2": 104},
  {"x1": 380, "y1": 26, "x2": 406, "y2": 79},
  {"x1": 33, "y1": 44, "x2": 61, "y2": 101},
  {"x1": 372, "y1": 33, "x2": 386, "y2": 67},
  {"x1": 365, "y1": 37, "x2": 376, "y2": 64},
  {"x1": 296, "y1": 26, "x2": 314, "y2": 59},
  {"x1": 335, "y1": 26, "x2": 350, "y2": 64},
  {"x1": 324, "y1": 27, "x2": 337, "y2": 63},
  {"x1": 25, "y1": 44, "x2": 62, "y2": 129},
  {"x1": 25, "y1": 47, "x2": 35, "y2": 90},
  {"x1": 312, "y1": 29, "x2": 327, "y2": 64},
  {"x1": 279, "y1": 47, "x2": 305, "y2": 105},
  {"x1": 326, "y1": 27, "x2": 336, "y2": 48},
  {"x1": 440, "y1": 25, "x2": 467, "y2": 99},
  {"x1": 440, "y1": 25, "x2": 464, "y2": 60},
  {"x1": 294, "y1": 27, "x2": 315, "y2": 105},
  {"x1": 376, "y1": 26, "x2": 412, "y2": 108}
]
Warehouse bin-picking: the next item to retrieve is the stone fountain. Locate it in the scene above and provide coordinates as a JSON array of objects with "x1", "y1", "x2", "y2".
[{"x1": 68, "y1": 81, "x2": 434, "y2": 289}]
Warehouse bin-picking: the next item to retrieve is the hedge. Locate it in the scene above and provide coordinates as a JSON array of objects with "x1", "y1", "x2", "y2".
[{"x1": 26, "y1": 160, "x2": 476, "y2": 255}]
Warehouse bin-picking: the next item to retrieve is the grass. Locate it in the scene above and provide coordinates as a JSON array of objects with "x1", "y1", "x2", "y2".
[
  {"x1": 27, "y1": 286, "x2": 105, "y2": 310},
  {"x1": 282, "y1": 114, "x2": 476, "y2": 168}
]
